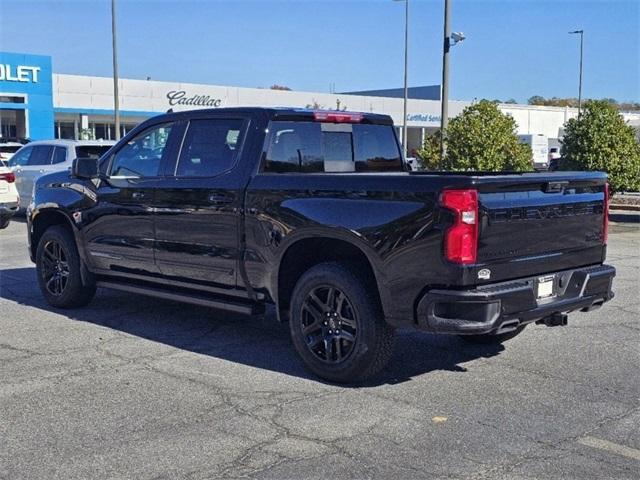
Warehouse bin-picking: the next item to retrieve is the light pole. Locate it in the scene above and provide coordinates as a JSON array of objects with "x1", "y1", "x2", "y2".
[
  {"x1": 569, "y1": 29, "x2": 584, "y2": 115},
  {"x1": 439, "y1": 0, "x2": 465, "y2": 163},
  {"x1": 111, "y1": 0, "x2": 121, "y2": 140},
  {"x1": 394, "y1": 0, "x2": 410, "y2": 159}
]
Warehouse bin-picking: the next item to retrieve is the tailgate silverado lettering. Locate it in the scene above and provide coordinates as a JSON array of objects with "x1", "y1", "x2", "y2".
[{"x1": 489, "y1": 201, "x2": 603, "y2": 223}]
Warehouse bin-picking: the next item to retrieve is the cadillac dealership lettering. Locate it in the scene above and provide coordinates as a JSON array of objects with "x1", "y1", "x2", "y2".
[
  {"x1": 0, "y1": 64, "x2": 41, "y2": 83},
  {"x1": 166, "y1": 90, "x2": 222, "y2": 107}
]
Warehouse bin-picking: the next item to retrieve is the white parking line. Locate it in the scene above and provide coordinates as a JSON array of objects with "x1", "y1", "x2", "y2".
[{"x1": 577, "y1": 436, "x2": 640, "y2": 461}]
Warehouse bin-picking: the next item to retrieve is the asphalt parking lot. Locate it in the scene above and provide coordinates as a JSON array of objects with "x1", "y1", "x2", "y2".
[{"x1": 1, "y1": 218, "x2": 638, "y2": 480}]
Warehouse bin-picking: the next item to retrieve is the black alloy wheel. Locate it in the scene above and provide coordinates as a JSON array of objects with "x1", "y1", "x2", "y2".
[
  {"x1": 36, "y1": 225, "x2": 96, "y2": 308},
  {"x1": 40, "y1": 239, "x2": 70, "y2": 296},
  {"x1": 301, "y1": 285, "x2": 358, "y2": 364},
  {"x1": 289, "y1": 262, "x2": 394, "y2": 383}
]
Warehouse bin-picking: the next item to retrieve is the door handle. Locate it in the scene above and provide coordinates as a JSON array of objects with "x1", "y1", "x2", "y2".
[
  {"x1": 208, "y1": 194, "x2": 233, "y2": 204},
  {"x1": 39, "y1": 169, "x2": 46, "y2": 173},
  {"x1": 132, "y1": 192, "x2": 148, "y2": 200}
]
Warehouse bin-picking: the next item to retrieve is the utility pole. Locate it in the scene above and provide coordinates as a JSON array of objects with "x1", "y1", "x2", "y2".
[
  {"x1": 111, "y1": 0, "x2": 121, "y2": 140},
  {"x1": 393, "y1": 0, "x2": 410, "y2": 159},
  {"x1": 439, "y1": 0, "x2": 451, "y2": 164},
  {"x1": 402, "y1": 0, "x2": 409, "y2": 159},
  {"x1": 569, "y1": 30, "x2": 584, "y2": 115}
]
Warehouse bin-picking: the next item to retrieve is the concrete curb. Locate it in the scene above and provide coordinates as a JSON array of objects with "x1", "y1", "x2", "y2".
[
  {"x1": 609, "y1": 210, "x2": 640, "y2": 224},
  {"x1": 609, "y1": 204, "x2": 640, "y2": 212}
]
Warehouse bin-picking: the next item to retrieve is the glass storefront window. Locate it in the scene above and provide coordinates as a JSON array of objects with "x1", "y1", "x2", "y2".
[
  {"x1": 94, "y1": 123, "x2": 109, "y2": 140},
  {"x1": 56, "y1": 122, "x2": 75, "y2": 139}
]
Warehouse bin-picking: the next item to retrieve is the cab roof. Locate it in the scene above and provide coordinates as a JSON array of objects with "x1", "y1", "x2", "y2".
[{"x1": 155, "y1": 107, "x2": 395, "y2": 126}]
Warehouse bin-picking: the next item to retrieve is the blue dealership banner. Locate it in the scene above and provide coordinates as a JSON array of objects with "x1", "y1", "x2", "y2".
[{"x1": 0, "y1": 51, "x2": 54, "y2": 140}]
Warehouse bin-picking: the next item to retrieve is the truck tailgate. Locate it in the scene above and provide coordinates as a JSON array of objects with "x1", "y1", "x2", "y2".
[{"x1": 473, "y1": 173, "x2": 607, "y2": 284}]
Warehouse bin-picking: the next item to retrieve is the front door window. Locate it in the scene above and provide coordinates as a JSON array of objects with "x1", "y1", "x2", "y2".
[{"x1": 109, "y1": 123, "x2": 173, "y2": 178}]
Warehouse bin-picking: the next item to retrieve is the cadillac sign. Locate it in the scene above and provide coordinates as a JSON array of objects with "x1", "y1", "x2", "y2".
[{"x1": 166, "y1": 90, "x2": 223, "y2": 108}]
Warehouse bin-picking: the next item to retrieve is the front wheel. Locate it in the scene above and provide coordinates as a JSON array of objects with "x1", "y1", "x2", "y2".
[
  {"x1": 289, "y1": 262, "x2": 394, "y2": 383},
  {"x1": 36, "y1": 225, "x2": 96, "y2": 308}
]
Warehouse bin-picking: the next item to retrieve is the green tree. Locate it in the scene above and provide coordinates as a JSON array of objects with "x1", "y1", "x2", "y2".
[
  {"x1": 269, "y1": 84, "x2": 291, "y2": 91},
  {"x1": 442, "y1": 100, "x2": 532, "y2": 171},
  {"x1": 528, "y1": 95, "x2": 546, "y2": 105},
  {"x1": 415, "y1": 130, "x2": 441, "y2": 170},
  {"x1": 561, "y1": 100, "x2": 640, "y2": 192}
]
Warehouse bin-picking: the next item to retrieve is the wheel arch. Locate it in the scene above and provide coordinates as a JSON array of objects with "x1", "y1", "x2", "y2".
[
  {"x1": 30, "y1": 209, "x2": 93, "y2": 286},
  {"x1": 275, "y1": 234, "x2": 388, "y2": 323}
]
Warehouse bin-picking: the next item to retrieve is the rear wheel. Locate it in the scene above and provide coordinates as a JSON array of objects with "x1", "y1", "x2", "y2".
[
  {"x1": 459, "y1": 325, "x2": 526, "y2": 345},
  {"x1": 36, "y1": 225, "x2": 96, "y2": 308},
  {"x1": 289, "y1": 262, "x2": 394, "y2": 383}
]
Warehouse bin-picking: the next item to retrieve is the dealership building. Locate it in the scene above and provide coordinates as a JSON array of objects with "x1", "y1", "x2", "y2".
[{"x1": 2, "y1": 51, "x2": 639, "y2": 153}]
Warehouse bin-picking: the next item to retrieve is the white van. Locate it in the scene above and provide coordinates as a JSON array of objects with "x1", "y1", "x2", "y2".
[{"x1": 518, "y1": 134, "x2": 549, "y2": 170}]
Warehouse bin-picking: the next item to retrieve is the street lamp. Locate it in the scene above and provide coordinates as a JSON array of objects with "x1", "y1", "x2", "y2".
[
  {"x1": 440, "y1": 0, "x2": 465, "y2": 163},
  {"x1": 394, "y1": 0, "x2": 410, "y2": 159},
  {"x1": 569, "y1": 29, "x2": 584, "y2": 115},
  {"x1": 111, "y1": 0, "x2": 121, "y2": 140}
]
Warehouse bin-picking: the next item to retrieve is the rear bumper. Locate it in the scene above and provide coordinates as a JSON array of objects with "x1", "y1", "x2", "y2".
[{"x1": 416, "y1": 264, "x2": 615, "y2": 335}]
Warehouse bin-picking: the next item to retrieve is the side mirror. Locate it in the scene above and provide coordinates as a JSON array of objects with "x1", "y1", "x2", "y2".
[{"x1": 72, "y1": 157, "x2": 99, "y2": 179}]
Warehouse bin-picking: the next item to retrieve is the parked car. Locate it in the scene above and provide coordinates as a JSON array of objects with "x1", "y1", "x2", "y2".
[
  {"x1": 0, "y1": 159, "x2": 19, "y2": 229},
  {"x1": 0, "y1": 139, "x2": 28, "y2": 163},
  {"x1": 27, "y1": 108, "x2": 615, "y2": 382},
  {"x1": 8, "y1": 139, "x2": 115, "y2": 209}
]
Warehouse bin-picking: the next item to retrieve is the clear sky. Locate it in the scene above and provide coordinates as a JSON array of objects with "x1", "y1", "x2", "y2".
[{"x1": 0, "y1": 0, "x2": 638, "y2": 103}]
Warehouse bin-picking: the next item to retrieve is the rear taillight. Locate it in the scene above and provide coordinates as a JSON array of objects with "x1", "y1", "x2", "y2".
[
  {"x1": 313, "y1": 111, "x2": 363, "y2": 123},
  {"x1": 440, "y1": 189, "x2": 479, "y2": 264},
  {"x1": 603, "y1": 182, "x2": 609, "y2": 245},
  {"x1": 0, "y1": 172, "x2": 15, "y2": 183}
]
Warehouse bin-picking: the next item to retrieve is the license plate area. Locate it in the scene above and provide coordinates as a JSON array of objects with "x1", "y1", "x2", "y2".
[{"x1": 536, "y1": 275, "x2": 556, "y2": 299}]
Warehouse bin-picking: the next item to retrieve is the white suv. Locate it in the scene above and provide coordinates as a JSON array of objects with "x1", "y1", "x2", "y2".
[
  {"x1": 0, "y1": 140, "x2": 27, "y2": 163},
  {"x1": 8, "y1": 139, "x2": 115, "y2": 208},
  {"x1": 0, "y1": 160, "x2": 19, "y2": 229}
]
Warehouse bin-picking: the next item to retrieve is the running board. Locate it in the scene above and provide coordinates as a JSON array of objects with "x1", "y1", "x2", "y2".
[{"x1": 96, "y1": 281, "x2": 263, "y2": 315}]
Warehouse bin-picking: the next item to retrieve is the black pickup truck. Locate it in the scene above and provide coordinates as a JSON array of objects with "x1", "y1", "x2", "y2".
[{"x1": 27, "y1": 108, "x2": 615, "y2": 382}]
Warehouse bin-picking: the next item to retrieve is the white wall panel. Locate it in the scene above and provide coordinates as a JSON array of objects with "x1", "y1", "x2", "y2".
[{"x1": 53, "y1": 74, "x2": 640, "y2": 139}]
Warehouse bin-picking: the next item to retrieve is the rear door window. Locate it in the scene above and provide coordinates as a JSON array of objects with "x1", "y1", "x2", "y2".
[
  {"x1": 174, "y1": 118, "x2": 245, "y2": 177},
  {"x1": 27, "y1": 146, "x2": 54, "y2": 166},
  {"x1": 263, "y1": 121, "x2": 402, "y2": 173}
]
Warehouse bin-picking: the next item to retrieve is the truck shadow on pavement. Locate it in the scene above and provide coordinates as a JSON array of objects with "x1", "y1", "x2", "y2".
[{"x1": 0, "y1": 267, "x2": 506, "y2": 386}]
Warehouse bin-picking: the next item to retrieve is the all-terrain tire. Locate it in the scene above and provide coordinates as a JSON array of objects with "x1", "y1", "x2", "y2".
[
  {"x1": 289, "y1": 262, "x2": 394, "y2": 383},
  {"x1": 36, "y1": 225, "x2": 96, "y2": 308}
]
